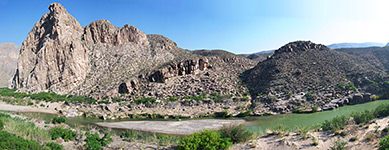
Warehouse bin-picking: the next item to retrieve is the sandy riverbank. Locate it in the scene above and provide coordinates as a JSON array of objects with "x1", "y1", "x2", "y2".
[
  {"x1": 0, "y1": 101, "x2": 58, "y2": 114},
  {"x1": 96, "y1": 119, "x2": 245, "y2": 135}
]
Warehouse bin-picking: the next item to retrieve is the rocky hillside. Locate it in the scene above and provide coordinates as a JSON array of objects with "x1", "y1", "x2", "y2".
[
  {"x1": 242, "y1": 41, "x2": 388, "y2": 113},
  {"x1": 11, "y1": 3, "x2": 256, "y2": 100},
  {"x1": 336, "y1": 46, "x2": 389, "y2": 73},
  {"x1": 0, "y1": 43, "x2": 19, "y2": 87}
]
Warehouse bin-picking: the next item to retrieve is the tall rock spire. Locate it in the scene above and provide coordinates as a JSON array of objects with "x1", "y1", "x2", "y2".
[{"x1": 11, "y1": 3, "x2": 88, "y2": 94}]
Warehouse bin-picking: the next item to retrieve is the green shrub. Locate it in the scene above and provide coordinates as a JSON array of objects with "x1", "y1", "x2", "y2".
[
  {"x1": 312, "y1": 106, "x2": 319, "y2": 112},
  {"x1": 177, "y1": 130, "x2": 232, "y2": 150},
  {"x1": 338, "y1": 83, "x2": 347, "y2": 88},
  {"x1": 134, "y1": 98, "x2": 156, "y2": 104},
  {"x1": 52, "y1": 116, "x2": 66, "y2": 124},
  {"x1": 45, "y1": 142, "x2": 64, "y2": 150},
  {"x1": 339, "y1": 131, "x2": 347, "y2": 137},
  {"x1": 49, "y1": 127, "x2": 76, "y2": 142},
  {"x1": 214, "y1": 111, "x2": 232, "y2": 118},
  {"x1": 0, "y1": 130, "x2": 43, "y2": 149},
  {"x1": 349, "y1": 137, "x2": 357, "y2": 142},
  {"x1": 0, "y1": 119, "x2": 3, "y2": 130},
  {"x1": 351, "y1": 110, "x2": 374, "y2": 124},
  {"x1": 330, "y1": 137, "x2": 348, "y2": 150},
  {"x1": 296, "y1": 126, "x2": 310, "y2": 139},
  {"x1": 167, "y1": 96, "x2": 179, "y2": 102},
  {"x1": 374, "y1": 104, "x2": 389, "y2": 118},
  {"x1": 85, "y1": 132, "x2": 113, "y2": 150},
  {"x1": 321, "y1": 115, "x2": 348, "y2": 131},
  {"x1": 380, "y1": 135, "x2": 389, "y2": 150},
  {"x1": 219, "y1": 125, "x2": 254, "y2": 144},
  {"x1": 305, "y1": 91, "x2": 314, "y2": 100}
]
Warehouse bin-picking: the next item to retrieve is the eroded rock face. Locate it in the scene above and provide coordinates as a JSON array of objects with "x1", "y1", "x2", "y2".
[
  {"x1": 0, "y1": 43, "x2": 19, "y2": 87},
  {"x1": 148, "y1": 58, "x2": 209, "y2": 83},
  {"x1": 11, "y1": 3, "x2": 88, "y2": 94}
]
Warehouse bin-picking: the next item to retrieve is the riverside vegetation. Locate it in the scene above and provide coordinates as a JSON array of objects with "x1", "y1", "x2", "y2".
[{"x1": 4, "y1": 103, "x2": 389, "y2": 149}]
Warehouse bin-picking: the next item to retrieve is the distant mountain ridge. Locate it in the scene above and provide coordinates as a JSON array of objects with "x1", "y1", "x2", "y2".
[{"x1": 327, "y1": 42, "x2": 386, "y2": 49}]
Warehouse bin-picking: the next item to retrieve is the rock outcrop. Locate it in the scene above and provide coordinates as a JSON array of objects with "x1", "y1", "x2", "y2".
[{"x1": 0, "y1": 43, "x2": 19, "y2": 87}]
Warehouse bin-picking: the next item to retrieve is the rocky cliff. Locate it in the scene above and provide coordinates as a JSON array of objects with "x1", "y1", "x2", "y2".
[
  {"x1": 0, "y1": 43, "x2": 19, "y2": 87},
  {"x1": 11, "y1": 3, "x2": 256, "y2": 101},
  {"x1": 242, "y1": 41, "x2": 388, "y2": 113}
]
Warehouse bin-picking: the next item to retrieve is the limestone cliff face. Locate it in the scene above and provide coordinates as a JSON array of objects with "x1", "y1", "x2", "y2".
[{"x1": 11, "y1": 3, "x2": 88, "y2": 94}]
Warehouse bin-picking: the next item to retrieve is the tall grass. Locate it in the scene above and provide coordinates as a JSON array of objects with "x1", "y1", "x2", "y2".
[
  {"x1": 0, "y1": 113, "x2": 51, "y2": 142},
  {"x1": 0, "y1": 88, "x2": 97, "y2": 104},
  {"x1": 117, "y1": 129, "x2": 182, "y2": 146}
]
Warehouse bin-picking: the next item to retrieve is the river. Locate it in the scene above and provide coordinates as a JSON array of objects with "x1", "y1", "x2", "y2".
[{"x1": 10, "y1": 99, "x2": 389, "y2": 135}]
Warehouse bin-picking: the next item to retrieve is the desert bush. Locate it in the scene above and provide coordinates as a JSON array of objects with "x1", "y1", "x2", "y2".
[
  {"x1": 45, "y1": 142, "x2": 64, "y2": 150},
  {"x1": 351, "y1": 110, "x2": 374, "y2": 124},
  {"x1": 349, "y1": 137, "x2": 358, "y2": 142},
  {"x1": 84, "y1": 132, "x2": 113, "y2": 150},
  {"x1": 214, "y1": 111, "x2": 232, "y2": 118},
  {"x1": 379, "y1": 135, "x2": 389, "y2": 150},
  {"x1": 219, "y1": 125, "x2": 254, "y2": 144},
  {"x1": 311, "y1": 136, "x2": 319, "y2": 146},
  {"x1": 312, "y1": 106, "x2": 319, "y2": 112},
  {"x1": 296, "y1": 126, "x2": 310, "y2": 139},
  {"x1": 177, "y1": 130, "x2": 232, "y2": 150},
  {"x1": 374, "y1": 104, "x2": 389, "y2": 118},
  {"x1": 321, "y1": 115, "x2": 349, "y2": 131},
  {"x1": 52, "y1": 116, "x2": 66, "y2": 124},
  {"x1": 49, "y1": 127, "x2": 76, "y2": 142},
  {"x1": 330, "y1": 137, "x2": 348, "y2": 150}
]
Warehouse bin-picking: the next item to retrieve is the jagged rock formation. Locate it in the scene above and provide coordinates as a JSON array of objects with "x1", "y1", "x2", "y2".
[
  {"x1": 242, "y1": 41, "x2": 388, "y2": 113},
  {"x1": 11, "y1": 3, "x2": 256, "y2": 101},
  {"x1": 11, "y1": 3, "x2": 87, "y2": 94},
  {"x1": 0, "y1": 43, "x2": 19, "y2": 87}
]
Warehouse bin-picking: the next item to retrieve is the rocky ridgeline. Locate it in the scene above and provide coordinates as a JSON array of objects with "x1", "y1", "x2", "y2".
[
  {"x1": 11, "y1": 3, "x2": 256, "y2": 105},
  {"x1": 243, "y1": 41, "x2": 388, "y2": 114}
]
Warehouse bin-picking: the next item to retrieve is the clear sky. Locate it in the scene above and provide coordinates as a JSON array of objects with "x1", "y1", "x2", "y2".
[{"x1": 0, "y1": 0, "x2": 388, "y2": 54}]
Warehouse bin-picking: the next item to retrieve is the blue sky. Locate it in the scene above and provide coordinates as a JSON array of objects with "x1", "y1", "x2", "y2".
[{"x1": 0, "y1": 0, "x2": 388, "y2": 54}]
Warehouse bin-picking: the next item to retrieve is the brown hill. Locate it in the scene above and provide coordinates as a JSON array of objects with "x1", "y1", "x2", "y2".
[{"x1": 242, "y1": 41, "x2": 388, "y2": 113}]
